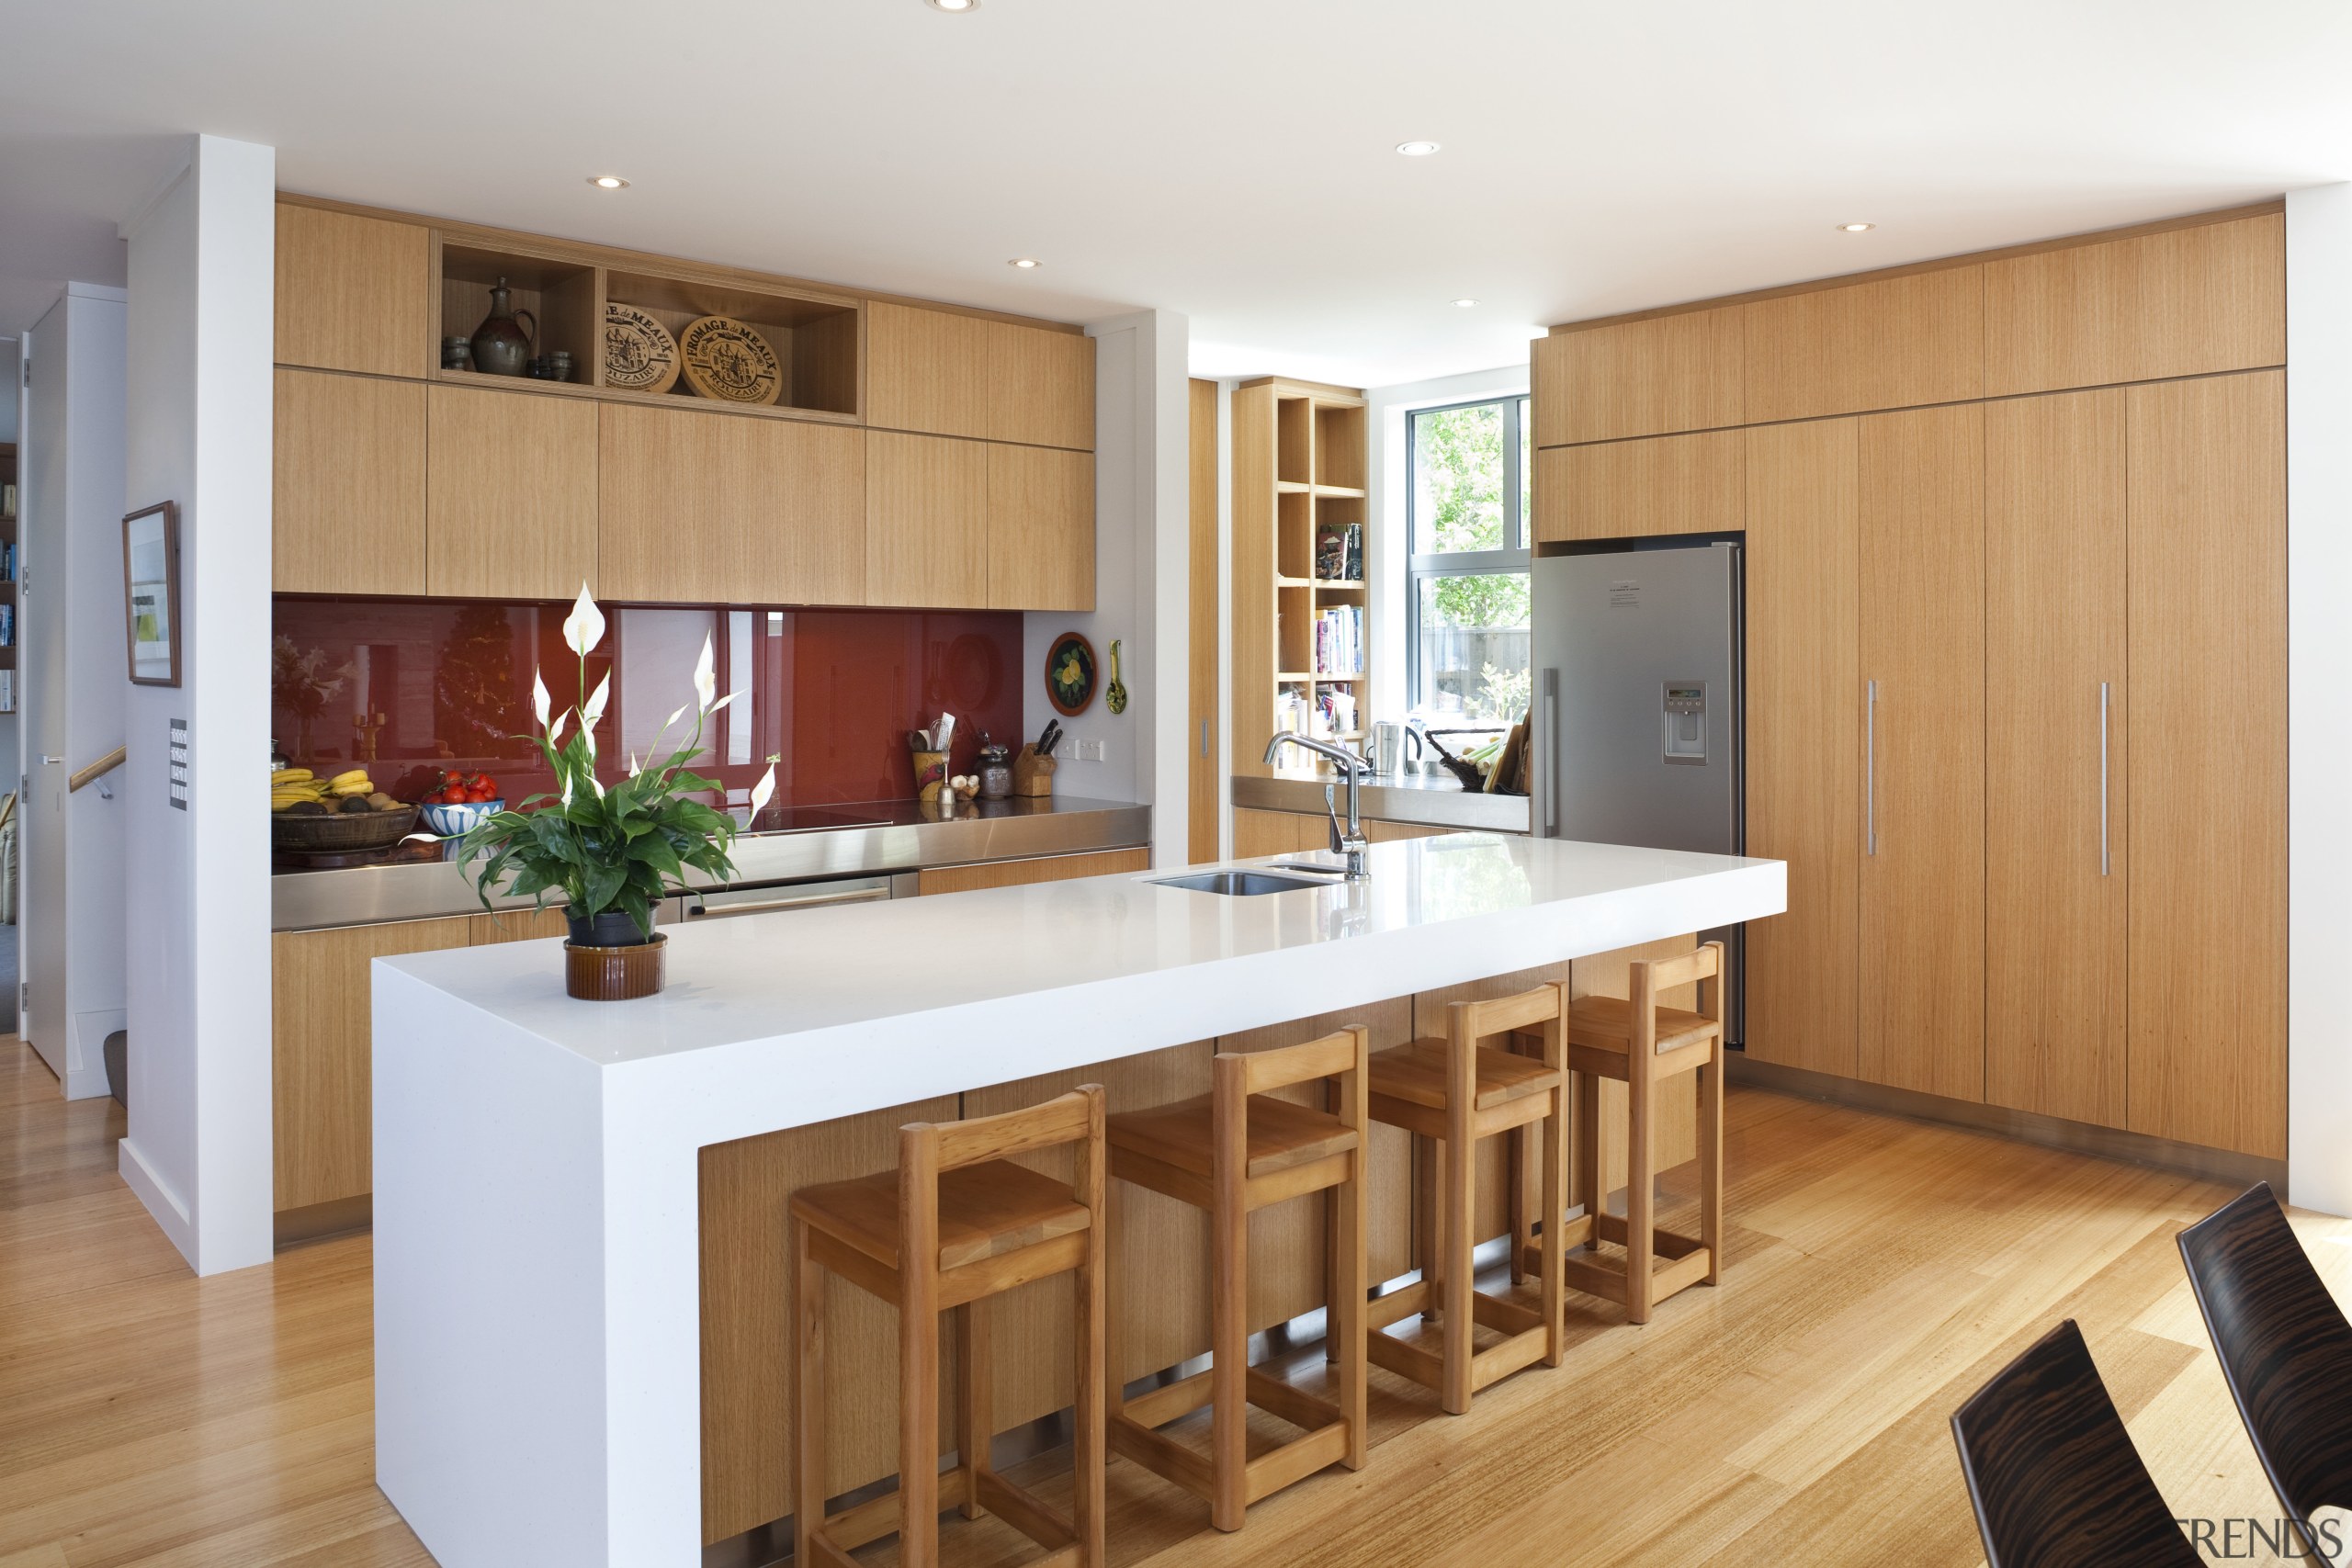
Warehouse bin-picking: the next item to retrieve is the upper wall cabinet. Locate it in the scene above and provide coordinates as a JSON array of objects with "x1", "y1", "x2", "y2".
[
  {"x1": 1743, "y1": 265, "x2": 1984, "y2": 424},
  {"x1": 986, "y1": 321, "x2": 1094, "y2": 450},
  {"x1": 1532, "y1": 307, "x2": 1743, "y2": 447},
  {"x1": 1532, "y1": 429, "x2": 1743, "y2": 543},
  {"x1": 988, "y1": 445, "x2": 1094, "y2": 611},
  {"x1": 274, "y1": 367, "x2": 425, "y2": 595},
  {"x1": 276, "y1": 206, "x2": 431, "y2": 379},
  {"x1": 866, "y1": 431, "x2": 990, "y2": 610},
  {"x1": 1984, "y1": 213, "x2": 2285, "y2": 397},
  {"x1": 598, "y1": 404, "x2": 865, "y2": 607},
  {"x1": 865, "y1": 303, "x2": 1094, "y2": 451},
  {"x1": 426, "y1": 385, "x2": 599, "y2": 600}
]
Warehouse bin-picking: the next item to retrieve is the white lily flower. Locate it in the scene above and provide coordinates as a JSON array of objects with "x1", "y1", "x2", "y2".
[
  {"x1": 749, "y1": 764, "x2": 775, "y2": 814},
  {"x1": 583, "y1": 725, "x2": 597, "y2": 763},
  {"x1": 549, "y1": 707, "x2": 569, "y2": 746},
  {"x1": 562, "y1": 583, "x2": 605, "y2": 657},
  {"x1": 707, "y1": 690, "x2": 741, "y2": 716},
  {"x1": 589, "y1": 771, "x2": 605, "y2": 800},
  {"x1": 628, "y1": 750, "x2": 641, "y2": 777},
  {"x1": 694, "y1": 634, "x2": 717, "y2": 713},
  {"x1": 582, "y1": 672, "x2": 612, "y2": 725},
  {"x1": 560, "y1": 770, "x2": 574, "y2": 809},
  {"x1": 532, "y1": 670, "x2": 551, "y2": 730}
]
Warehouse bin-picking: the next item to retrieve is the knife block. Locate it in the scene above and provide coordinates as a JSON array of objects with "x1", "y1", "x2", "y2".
[{"x1": 1012, "y1": 744, "x2": 1057, "y2": 798}]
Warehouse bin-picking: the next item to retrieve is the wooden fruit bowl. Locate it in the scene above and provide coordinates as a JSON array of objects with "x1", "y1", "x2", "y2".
[{"x1": 270, "y1": 803, "x2": 420, "y2": 855}]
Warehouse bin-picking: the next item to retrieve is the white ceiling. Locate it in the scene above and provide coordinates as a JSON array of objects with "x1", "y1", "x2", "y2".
[{"x1": 4, "y1": 0, "x2": 2350, "y2": 387}]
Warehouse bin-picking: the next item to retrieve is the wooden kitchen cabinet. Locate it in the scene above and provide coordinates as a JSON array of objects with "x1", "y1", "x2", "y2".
[
  {"x1": 2126, "y1": 369, "x2": 2287, "y2": 1159},
  {"x1": 1232, "y1": 807, "x2": 1323, "y2": 859},
  {"x1": 1531, "y1": 306, "x2": 1744, "y2": 447},
  {"x1": 1743, "y1": 265, "x2": 1985, "y2": 424},
  {"x1": 275, "y1": 203, "x2": 431, "y2": 378},
  {"x1": 986, "y1": 320, "x2": 1094, "y2": 450},
  {"x1": 864, "y1": 301, "x2": 989, "y2": 439},
  {"x1": 425, "y1": 385, "x2": 599, "y2": 599},
  {"x1": 987, "y1": 443, "x2": 1095, "y2": 611},
  {"x1": 1857, "y1": 404, "x2": 1985, "y2": 1102},
  {"x1": 916, "y1": 846, "x2": 1148, "y2": 895},
  {"x1": 273, "y1": 917, "x2": 472, "y2": 1214},
  {"x1": 273, "y1": 367, "x2": 426, "y2": 595},
  {"x1": 1984, "y1": 389, "x2": 2129, "y2": 1127},
  {"x1": 597, "y1": 402, "x2": 865, "y2": 606},
  {"x1": 864, "y1": 430, "x2": 989, "y2": 609},
  {"x1": 1742, "y1": 418, "x2": 1860, "y2": 1081},
  {"x1": 1984, "y1": 211, "x2": 2285, "y2": 397},
  {"x1": 1532, "y1": 428, "x2": 1743, "y2": 543}
]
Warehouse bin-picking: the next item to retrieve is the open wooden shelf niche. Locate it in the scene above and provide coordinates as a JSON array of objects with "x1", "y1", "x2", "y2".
[{"x1": 432, "y1": 235, "x2": 862, "y2": 420}]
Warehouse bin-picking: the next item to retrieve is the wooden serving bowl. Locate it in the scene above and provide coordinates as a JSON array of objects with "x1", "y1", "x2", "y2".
[{"x1": 270, "y1": 803, "x2": 420, "y2": 855}]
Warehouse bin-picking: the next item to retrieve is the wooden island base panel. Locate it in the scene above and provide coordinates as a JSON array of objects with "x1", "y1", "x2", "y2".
[{"x1": 695, "y1": 937, "x2": 1701, "y2": 1547}]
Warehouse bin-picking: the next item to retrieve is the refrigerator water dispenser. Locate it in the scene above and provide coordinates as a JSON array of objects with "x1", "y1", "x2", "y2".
[{"x1": 1663, "y1": 682, "x2": 1708, "y2": 765}]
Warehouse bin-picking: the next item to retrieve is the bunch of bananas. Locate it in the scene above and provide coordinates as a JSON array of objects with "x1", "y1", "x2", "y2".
[{"x1": 271, "y1": 768, "x2": 401, "y2": 816}]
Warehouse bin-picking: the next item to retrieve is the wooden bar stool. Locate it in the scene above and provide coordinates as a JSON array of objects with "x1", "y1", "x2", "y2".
[
  {"x1": 1104, "y1": 1028, "x2": 1369, "y2": 1531},
  {"x1": 1525, "y1": 941, "x2": 1725, "y2": 1325},
  {"x1": 790, "y1": 1086, "x2": 1107, "y2": 1568},
  {"x1": 1365, "y1": 984, "x2": 1567, "y2": 1416}
]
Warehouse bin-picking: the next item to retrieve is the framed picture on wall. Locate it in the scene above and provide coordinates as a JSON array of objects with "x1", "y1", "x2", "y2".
[{"x1": 122, "y1": 500, "x2": 182, "y2": 686}]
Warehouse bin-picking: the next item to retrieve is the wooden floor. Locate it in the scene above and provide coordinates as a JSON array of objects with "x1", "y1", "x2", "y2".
[{"x1": 1, "y1": 1031, "x2": 2335, "y2": 1567}]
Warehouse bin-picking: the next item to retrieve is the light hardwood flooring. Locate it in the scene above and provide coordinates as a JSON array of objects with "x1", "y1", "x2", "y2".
[{"x1": 2, "y1": 1032, "x2": 2336, "y2": 1566}]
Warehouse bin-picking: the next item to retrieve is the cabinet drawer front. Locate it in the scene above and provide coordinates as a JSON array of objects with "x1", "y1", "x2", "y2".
[
  {"x1": 273, "y1": 368, "x2": 426, "y2": 595},
  {"x1": 1532, "y1": 308, "x2": 1743, "y2": 447},
  {"x1": 1533, "y1": 429, "x2": 1743, "y2": 543}
]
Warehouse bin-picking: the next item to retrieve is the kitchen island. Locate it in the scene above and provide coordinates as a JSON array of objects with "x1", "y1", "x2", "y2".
[{"x1": 370, "y1": 833, "x2": 1783, "y2": 1568}]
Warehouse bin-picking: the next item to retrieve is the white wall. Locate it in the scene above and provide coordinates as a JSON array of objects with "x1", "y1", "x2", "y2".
[
  {"x1": 19, "y1": 286, "x2": 128, "y2": 1097},
  {"x1": 1363, "y1": 363, "x2": 1532, "y2": 725},
  {"x1": 1024, "y1": 310, "x2": 1189, "y2": 866},
  {"x1": 119, "y1": 134, "x2": 277, "y2": 1275},
  {"x1": 2288, "y1": 183, "x2": 2352, "y2": 1216},
  {"x1": 1, "y1": 334, "x2": 25, "y2": 869}
]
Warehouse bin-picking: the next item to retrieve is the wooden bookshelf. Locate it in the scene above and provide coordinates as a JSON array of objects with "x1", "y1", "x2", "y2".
[{"x1": 1232, "y1": 379, "x2": 1368, "y2": 774}]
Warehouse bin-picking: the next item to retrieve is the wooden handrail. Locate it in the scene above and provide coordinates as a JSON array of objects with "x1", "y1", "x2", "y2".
[{"x1": 68, "y1": 746, "x2": 127, "y2": 794}]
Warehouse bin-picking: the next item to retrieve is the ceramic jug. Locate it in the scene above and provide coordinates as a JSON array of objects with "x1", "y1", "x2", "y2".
[{"x1": 469, "y1": 277, "x2": 537, "y2": 377}]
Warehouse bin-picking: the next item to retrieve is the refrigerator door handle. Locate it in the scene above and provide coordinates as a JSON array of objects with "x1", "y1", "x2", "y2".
[
  {"x1": 1540, "y1": 667, "x2": 1559, "y2": 837},
  {"x1": 2099, "y1": 682, "x2": 2110, "y2": 877},
  {"x1": 1865, "y1": 679, "x2": 1878, "y2": 856}
]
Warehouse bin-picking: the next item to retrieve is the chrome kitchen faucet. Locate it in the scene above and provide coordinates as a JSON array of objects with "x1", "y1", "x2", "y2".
[{"x1": 1262, "y1": 733, "x2": 1370, "y2": 879}]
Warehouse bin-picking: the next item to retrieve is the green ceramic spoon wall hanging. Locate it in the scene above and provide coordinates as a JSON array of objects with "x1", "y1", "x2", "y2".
[{"x1": 1105, "y1": 639, "x2": 1128, "y2": 715}]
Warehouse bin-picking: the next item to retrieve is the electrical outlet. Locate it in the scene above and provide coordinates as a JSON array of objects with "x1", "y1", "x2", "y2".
[{"x1": 1074, "y1": 737, "x2": 1107, "y2": 762}]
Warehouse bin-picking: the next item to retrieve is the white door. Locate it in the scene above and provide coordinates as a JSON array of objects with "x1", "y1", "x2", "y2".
[{"x1": 20, "y1": 315, "x2": 65, "y2": 1078}]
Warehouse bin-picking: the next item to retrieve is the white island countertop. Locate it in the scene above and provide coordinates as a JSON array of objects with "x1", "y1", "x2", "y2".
[{"x1": 370, "y1": 834, "x2": 1783, "y2": 1568}]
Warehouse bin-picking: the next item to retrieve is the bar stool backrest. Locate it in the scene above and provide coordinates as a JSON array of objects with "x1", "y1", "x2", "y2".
[
  {"x1": 2177, "y1": 1180, "x2": 2352, "y2": 1529},
  {"x1": 1451, "y1": 982, "x2": 1566, "y2": 1046},
  {"x1": 899, "y1": 1087, "x2": 1108, "y2": 1269},
  {"x1": 1950, "y1": 1318, "x2": 2200, "y2": 1568}
]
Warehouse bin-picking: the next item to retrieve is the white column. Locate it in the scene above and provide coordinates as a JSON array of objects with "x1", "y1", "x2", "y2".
[
  {"x1": 2288, "y1": 182, "x2": 2352, "y2": 1215},
  {"x1": 119, "y1": 133, "x2": 277, "y2": 1274}
]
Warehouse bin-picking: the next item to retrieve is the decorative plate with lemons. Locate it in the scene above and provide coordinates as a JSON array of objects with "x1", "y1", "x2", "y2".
[{"x1": 1046, "y1": 632, "x2": 1097, "y2": 716}]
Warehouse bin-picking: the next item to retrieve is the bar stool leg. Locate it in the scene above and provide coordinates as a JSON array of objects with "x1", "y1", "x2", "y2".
[
  {"x1": 1506, "y1": 1126, "x2": 1528, "y2": 1286},
  {"x1": 1415, "y1": 1134, "x2": 1441, "y2": 1323},
  {"x1": 1625, "y1": 1058, "x2": 1655, "y2": 1327},
  {"x1": 1575, "y1": 1068, "x2": 1600, "y2": 1247},
  {"x1": 792, "y1": 1216, "x2": 826, "y2": 1566},
  {"x1": 1337, "y1": 1134, "x2": 1369, "y2": 1469},
  {"x1": 955, "y1": 1297, "x2": 990, "y2": 1519},
  {"x1": 1210, "y1": 1067, "x2": 1249, "y2": 1532},
  {"x1": 1541, "y1": 1077, "x2": 1567, "y2": 1365},
  {"x1": 1700, "y1": 1035, "x2": 1724, "y2": 1287},
  {"x1": 1441, "y1": 1032, "x2": 1476, "y2": 1416},
  {"x1": 899, "y1": 1152, "x2": 942, "y2": 1568}
]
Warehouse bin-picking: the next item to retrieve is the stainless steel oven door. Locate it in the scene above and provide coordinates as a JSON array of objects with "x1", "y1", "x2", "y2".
[{"x1": 679, "y1": 871, "x2": 917, "y2": 921}]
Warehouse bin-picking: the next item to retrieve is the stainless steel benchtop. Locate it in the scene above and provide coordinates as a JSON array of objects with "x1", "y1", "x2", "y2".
[{"x1": 1231, "y1": 772, "x2": 1530, "y2": 833}]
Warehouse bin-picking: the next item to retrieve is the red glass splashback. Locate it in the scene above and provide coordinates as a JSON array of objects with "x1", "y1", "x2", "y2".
[{"x1": 271, "y1": 597, "x2": 1025, "y2": 807}]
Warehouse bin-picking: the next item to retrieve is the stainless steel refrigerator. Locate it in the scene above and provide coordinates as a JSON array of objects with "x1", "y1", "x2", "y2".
[{"x1": 1532, "y1": 537, "x2": 1746, "y2": 1043}]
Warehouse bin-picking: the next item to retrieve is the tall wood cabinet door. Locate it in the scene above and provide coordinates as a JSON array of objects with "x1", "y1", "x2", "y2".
[
  {"x1": 1984, "y1": 213, "x2": 2286, "y2": 397},
  {"x1": 273, "y1": 367, "x2": 425, "y2": 594},
  {"x1": 865, "y1": 431, "x2": 988, "y2": 608},
  {"x1": 987, "y1": 321, "x2": 1095, "y2": 451},
  {"x1": 1743, "y1": 265, "x2": 1985, "y2": 423},
  {"x1": 1743, "y1": 418, "x2": 1860, "y2": 1079},
  {"x1": 2126, "y1": 370, "x2": 2287, "y2": 1159},
  {"x1": 1857, "y1": 403, "x2": 1985, "y2": 1102},
  {"x1": 1984, "y1": 389, "x2": 2128, "y2": 1125},
  {"x1": 273, "y1": 917, "x2": 472, "y2": 1212},
  {"x1": 274, "y1": 203, "x2": 430, "y2": 378},
  {"x1": 988, "y1": 444, "x2": 1094, "y2": 611},
  {"x1": 864, "y1": 302, "x2": 989, "y2": 438},
  {"x1": 1531, "y1": 306, "x2": 1744, "y2": 447},
  {"x1": 425, "y1": 385, "x2": 598, "y2": 599}
]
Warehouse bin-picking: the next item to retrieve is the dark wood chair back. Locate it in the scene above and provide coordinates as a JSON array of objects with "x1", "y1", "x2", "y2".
[
  {"x1": 2178, "y1": 1180, "x2": 2352, "y2": 1529},
  {"x1": 1950, "y1": 1319, "x2": 2200, "y2": 1567}
]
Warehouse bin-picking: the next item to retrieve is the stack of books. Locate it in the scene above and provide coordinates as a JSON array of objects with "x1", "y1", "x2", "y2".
[{"x1": 1313, "y1": 605, "x2": 1362, "y2": 675}]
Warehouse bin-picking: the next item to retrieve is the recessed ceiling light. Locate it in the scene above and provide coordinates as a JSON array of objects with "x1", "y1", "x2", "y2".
[
  {"x1": 589, "y1": 175, "x2": 629, "y2": 189},
  {"x1": 1396, "y1": 141, "x2": 1442, "y2": 157},
  {"x1": 1838, "y1": 221, "x2": 1875, "y2": 232},
  {"x1": 1009, "y1": 257, "x2": 1041, "y2": 269},
  {"x1": 927, "y1": 0, "x2": 978, "y2": 10},
  {"x1": 1453, "y1": 299, "x2": 1479, "y2": 309}
]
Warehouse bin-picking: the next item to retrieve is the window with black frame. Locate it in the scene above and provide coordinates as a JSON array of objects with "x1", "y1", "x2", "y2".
[{"x1": 1406, "y1": 395, "x2": 1532, "y2": 727}]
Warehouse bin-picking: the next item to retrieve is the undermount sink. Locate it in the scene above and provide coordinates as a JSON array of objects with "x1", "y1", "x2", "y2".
[{"x1": 1151, "y1": 870, "x2": 1338, "y2": 897}]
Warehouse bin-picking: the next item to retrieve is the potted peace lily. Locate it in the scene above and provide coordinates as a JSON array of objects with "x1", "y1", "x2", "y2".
[{"x1": 454, "y1": 586, "x2": 773, "y2": 1000}]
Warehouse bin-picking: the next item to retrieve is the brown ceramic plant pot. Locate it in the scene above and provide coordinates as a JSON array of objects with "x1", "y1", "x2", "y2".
[{"x1": 563, "y1": 909, "x2": 665, "y2": 1001}]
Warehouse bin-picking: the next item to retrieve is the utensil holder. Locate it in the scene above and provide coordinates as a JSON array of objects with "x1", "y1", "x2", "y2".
[
  {"x1": 1012, "y1": 744, "x2": 1057, "y2": 798},
  {"x1": 912, "y1": 748, "x2": 949, "y2": 804}
]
